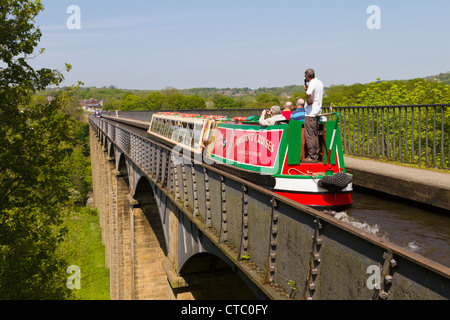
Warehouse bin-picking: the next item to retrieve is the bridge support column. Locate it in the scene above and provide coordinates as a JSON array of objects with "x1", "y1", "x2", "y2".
[
  {"x1": 132, "y1": 198, "x2": 169, "y2": 299},
  {"x1": 163, "y1": 200, "x2": 195, "y2": 300}
]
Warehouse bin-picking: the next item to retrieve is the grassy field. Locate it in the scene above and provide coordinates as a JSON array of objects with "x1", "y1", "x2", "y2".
[{"x1": 59, "y1": 207, "x2": 110, "y2": 300}]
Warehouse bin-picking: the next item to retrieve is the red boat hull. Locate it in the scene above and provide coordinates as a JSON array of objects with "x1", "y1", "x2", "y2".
[{"x1": 275, "y1": 191, "x2": 352, "y2": 211}]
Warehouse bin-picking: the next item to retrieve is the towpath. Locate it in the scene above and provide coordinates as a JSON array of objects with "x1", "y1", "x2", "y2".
[{"x1": 344, "y1": 156, "x2": 450, "y2": 211}]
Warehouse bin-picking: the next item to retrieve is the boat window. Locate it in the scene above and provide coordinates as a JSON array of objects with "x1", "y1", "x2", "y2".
[
  {"x1": 150, "y1": 119, "x2": 156, "y2": 132},
  {"x1": 177, "y1": 122, "x2": 187, "y2": 144},
  {"x1": 162, "y1": 119, "x2": 170, "y2": 137},
  {"x1": 161, "y1": 119, "x2": 166, "y2": 137},
  {"x1": 169, "y1": 121, "x2": 177, "y2": 141},
  {"x1": 160, "y1": 119, "x2": 165, "y2": 135},
  {"x1": 202, "y1": 122, "x2": 212, "y2": 144},
  {"x1": 167, "y1": 120, "x2": 175, "y2": 138},
  {"x1": 157, "y1": 118, "x2": 163, "y2": 134},
  {"x1": 154, "y1": 118, "x2": 159, "y2": 134},
  {"x1": 209, "y1": 122, "x2": 218, "y2": 140},
  {"x1": 159, "y1": 119, "x2": 164, "y2": 135},
  {"x1": 185, "y1": 123, "x2": 194, "y2": 147},
  {"x1": 193, "y1": 123, "x2": 203, "y2": 149},
  {"x1": 161, "y1": 119, "x2": 166, "y2": 135},
  {"x1": 153, "y1": 118, "x2": 158, "y2": 134},
  {"x1": 171, "y1": 124, "x2": 179, "y2": 142},
  {"x1": 157, "y1": 119, "x2": 163, "y2": 135}
]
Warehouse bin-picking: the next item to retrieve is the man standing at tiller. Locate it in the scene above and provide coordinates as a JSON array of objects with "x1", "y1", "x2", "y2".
[{"x1": 303, "y1": 68, "x2": 324, "y2": 163}]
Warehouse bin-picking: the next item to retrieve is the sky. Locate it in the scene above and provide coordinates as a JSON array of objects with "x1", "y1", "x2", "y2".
[{"x1": 31, "y1": 0, "x2": 450, "y2": 90}]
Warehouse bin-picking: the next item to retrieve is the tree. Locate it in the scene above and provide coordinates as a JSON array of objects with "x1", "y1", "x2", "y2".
[
  {"x1": 256, "y1": 93, "x2": 280, "y2": 108},
  {"x1": 146, "y1": 91, "x2": 167, "y2": 110},
  {"x1": 0, "y1": 0, "x2": 75, "y2": 299},
  {"x1": 167, "y1": 93, "x2": 187, "y2": 109},
  {"x1": 119, "y1": 93, "x2": 147, "y2": 110},
  {"x1": 214, "y1": 96, "x2": 244, "y2": 109},
  {"x1": 185, "y1": 95, "x2": 206, "y2": 109}
]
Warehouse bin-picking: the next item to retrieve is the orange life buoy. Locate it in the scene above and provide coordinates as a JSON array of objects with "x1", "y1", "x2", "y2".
[{"x1": 234, "y1": 117, "x2": 248, "y2": 121}]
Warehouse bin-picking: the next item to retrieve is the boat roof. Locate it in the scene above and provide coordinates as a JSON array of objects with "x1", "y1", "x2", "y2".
[{"x1": 152, "y1": 112, "x2": 261, "y2": 124}]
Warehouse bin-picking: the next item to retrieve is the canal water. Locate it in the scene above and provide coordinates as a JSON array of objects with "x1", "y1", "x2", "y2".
[{"x1": 325, "y1": 187, "x2": 450, "y2": 268}]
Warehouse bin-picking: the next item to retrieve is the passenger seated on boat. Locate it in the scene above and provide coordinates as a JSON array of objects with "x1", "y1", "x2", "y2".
[
  {"x1": 259, "y1": 105, "x2": 287, "y2": 126},
  {"x1": 281, "y1": 101, "x2": 293, "y2": 120},
  {"x1": 290, "y1": 99, "x2": 305, "y2": 122}
]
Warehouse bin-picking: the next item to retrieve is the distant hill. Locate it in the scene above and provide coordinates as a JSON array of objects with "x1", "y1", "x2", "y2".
[
  {"x1": 38, "y1": 72, "x2": 449, "y2": 106},
  {"x1": 423, "y1": 72, "x2": 450, "y2": 85}
]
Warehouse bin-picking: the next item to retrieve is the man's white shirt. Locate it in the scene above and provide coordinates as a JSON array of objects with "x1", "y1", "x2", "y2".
[{"x1": 305, "y1": 78, "x2": 324, "y2": 117}]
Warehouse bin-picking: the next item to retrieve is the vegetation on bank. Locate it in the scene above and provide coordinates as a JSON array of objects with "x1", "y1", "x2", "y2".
[
  {"x1": 0, "y1": 1, "x2": 108, "y2": 299},
  {"x1": 57, "y1": 206, "x2": 110, "y2": 300}
]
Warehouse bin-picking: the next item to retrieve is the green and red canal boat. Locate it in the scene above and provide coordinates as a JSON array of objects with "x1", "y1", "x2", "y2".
[{"x1": 147, "y1": 111, "x2": 353, "y2": 210}]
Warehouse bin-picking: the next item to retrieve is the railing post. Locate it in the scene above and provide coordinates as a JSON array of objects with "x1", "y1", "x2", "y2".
[
  {"x1": 418, "y1": 107, "x2": 422, "y2": 165},
  {"x1": 425, "y1": 106, "x2": 429, "y2": 166},
  {"x1": 433, "y1": 106, "x2": 437, "y2": 168},
  {"x1": 440, "y1": 106, "x2": 445, "y2": 169}
]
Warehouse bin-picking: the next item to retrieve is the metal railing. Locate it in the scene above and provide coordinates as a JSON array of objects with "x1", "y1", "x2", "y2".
[
  {"x1": 326, "y1": 104, "x2": 450, "y2": 170},
  {"x1": 102, "y1": 104, "x2": 450, "y2": 170}
]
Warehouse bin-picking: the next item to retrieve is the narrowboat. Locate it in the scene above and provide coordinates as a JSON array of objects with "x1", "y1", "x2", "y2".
[{"x1": 147, "y1": 111, "x2": 352, "y2": 210}]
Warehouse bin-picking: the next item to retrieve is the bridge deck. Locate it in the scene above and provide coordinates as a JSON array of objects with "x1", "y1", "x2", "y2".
[{"x1": 345, "y1": 156, "x2": 450, "y2": 211}]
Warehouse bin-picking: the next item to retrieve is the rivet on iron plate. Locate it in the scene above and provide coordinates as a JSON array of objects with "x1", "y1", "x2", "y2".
[
  {"x1": 390, "y1": 259, "x2": 398, "y2": 268},
  {"x1": 379, "y1": 290, "x2": 389, "y2": 300},
  {"x1": 384, "y1": 275, "x2": 393, "y2": 285}
]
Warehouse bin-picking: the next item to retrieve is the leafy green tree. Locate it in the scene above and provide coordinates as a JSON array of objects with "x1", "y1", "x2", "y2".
[
  {"x1": 146, "y1": 91, "x2": 167, "y2": 110},
  {"x1": 256, "y1": 93, "x2": 280, "y2": 108},
  {"x1": 185, "y1": 95, "x2": 206, "y2": 109},
  {"x1": 214, "y1": 96, "x2": 244, "y2": 109},
  {"x1": 0, "y1": 0, "x2": 76, "y2": 299},
  {"x1": 119, "y1": 93, "x2": 147, "y2": 110},
  {"x1": 351, "y1": 79, "x2": 450, "y2": 106},
  {"x1": 167, "y1": 93, "x2": 187, "y2": 109}
]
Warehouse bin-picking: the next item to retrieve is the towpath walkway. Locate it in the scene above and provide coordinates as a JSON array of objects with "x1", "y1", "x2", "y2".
[{"x1": 344, "y1": 156, "x2": 450, "y2": 212}]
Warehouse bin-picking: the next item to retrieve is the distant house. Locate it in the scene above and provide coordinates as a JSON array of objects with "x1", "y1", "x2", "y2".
[{"x1": 80, "y1": 97, "x2": 104, "y2": 111}]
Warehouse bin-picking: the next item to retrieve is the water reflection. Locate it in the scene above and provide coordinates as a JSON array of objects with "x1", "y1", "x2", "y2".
[{"x1": 326, "y1": 187, "x2": 450, "y2": 267}]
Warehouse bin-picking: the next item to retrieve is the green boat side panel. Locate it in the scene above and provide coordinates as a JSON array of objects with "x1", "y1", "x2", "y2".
[
  {"x1": 323, "y1": 120, "x2": 344, "y2": 168},
  {"x1": 336, "y1": 128, "x2": 346, "y2": 171},
  {"x1": 287, "y1": 120, "x2": 303, "y2": 165},
  {"x1": 324, "y1": 121, "x2": 336, "y2": 165}
]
